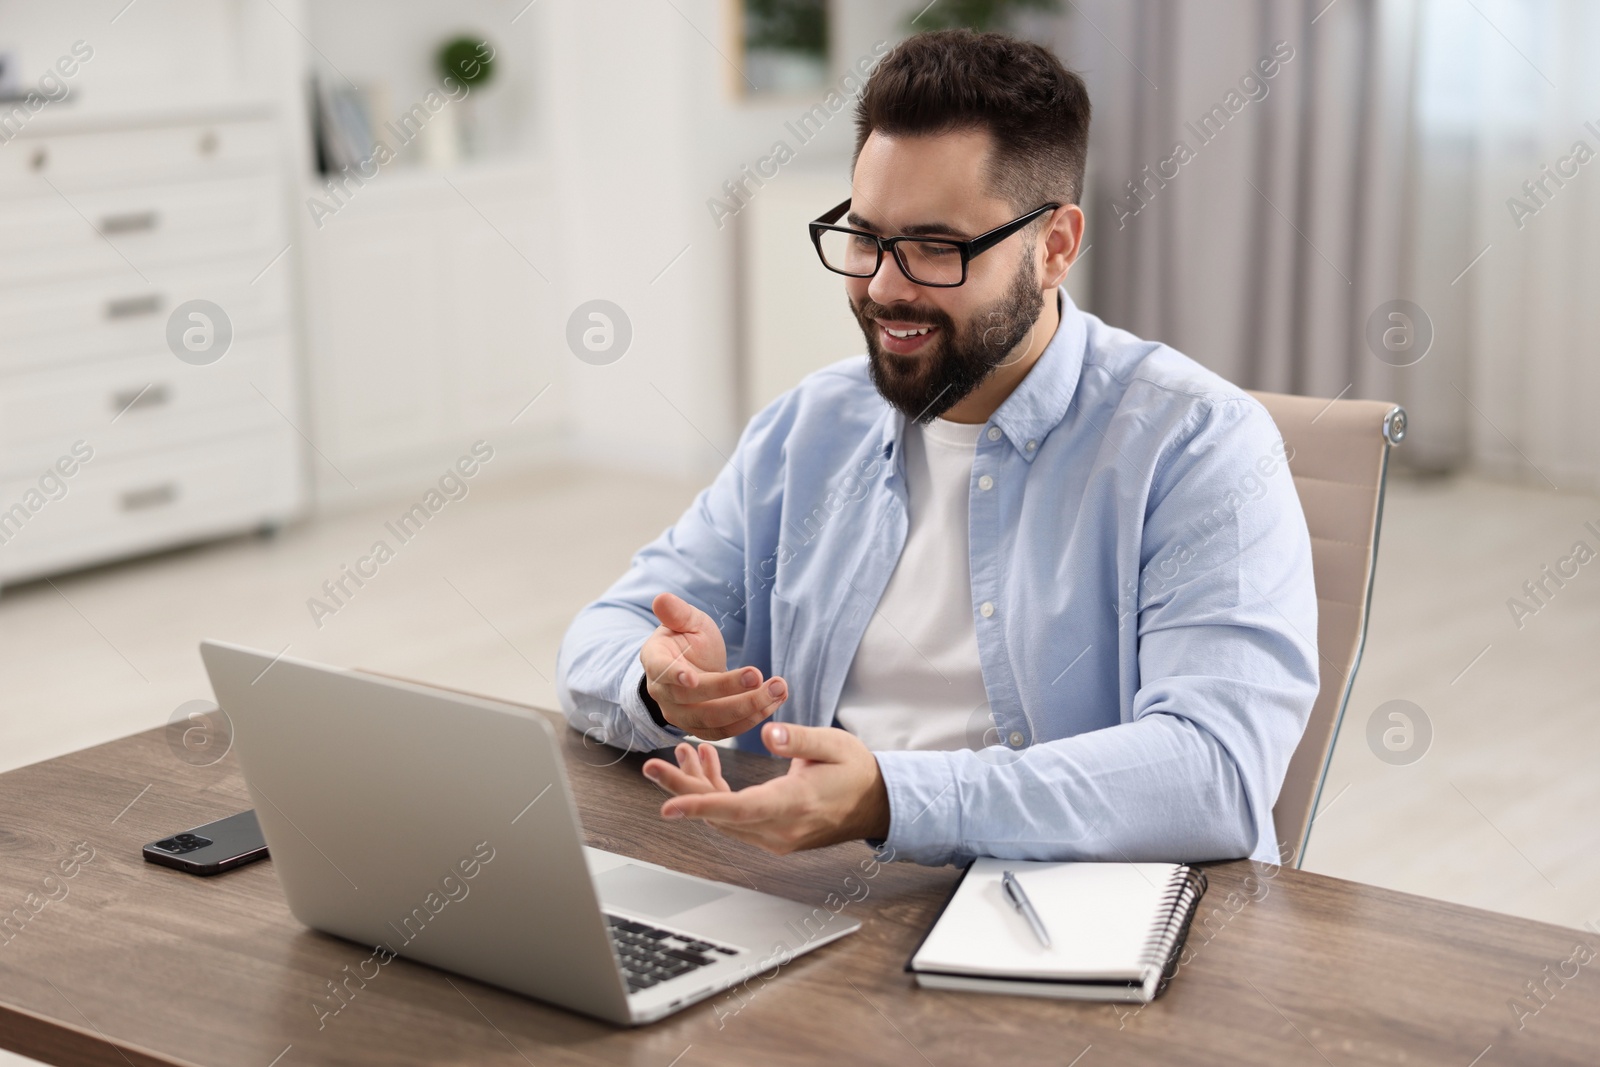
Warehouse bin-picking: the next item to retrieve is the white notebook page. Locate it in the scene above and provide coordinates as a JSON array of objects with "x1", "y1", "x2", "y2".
[{"x1": 912, "y1": 858, "x2": 1182, "y2": 981}]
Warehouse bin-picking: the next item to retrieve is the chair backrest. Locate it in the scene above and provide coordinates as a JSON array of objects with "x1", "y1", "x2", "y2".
[{"x1": 1247, "y1": 390, "x2": 1405, "y2": 868}]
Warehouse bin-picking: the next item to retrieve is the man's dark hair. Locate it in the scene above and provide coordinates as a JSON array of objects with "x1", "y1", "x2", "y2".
[{"x1": 853, "y1": 29, "x2": 1091, "y2": 210}]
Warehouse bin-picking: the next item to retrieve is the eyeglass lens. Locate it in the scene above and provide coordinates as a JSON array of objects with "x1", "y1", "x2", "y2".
[{"x1": 815, "y1": 229, "x2": 964, "y2": 285}]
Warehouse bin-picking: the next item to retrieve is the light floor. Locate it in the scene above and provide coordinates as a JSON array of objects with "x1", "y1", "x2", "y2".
[
  {"x1": 1309, "y1": 468, "x2": 1600, "y2": 932},
  {"x1": 1, "y1": 464, "x2": 1596, "y2": 989}
]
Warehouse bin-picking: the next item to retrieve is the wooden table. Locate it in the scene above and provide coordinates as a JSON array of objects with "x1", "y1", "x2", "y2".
[{"x1": 1, "y1": 712, "x2": 1597, "y2": 1066}]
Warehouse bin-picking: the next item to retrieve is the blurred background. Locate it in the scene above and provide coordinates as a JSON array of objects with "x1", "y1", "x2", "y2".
[{"x1": 0, "y1": 0, "x2": 1596, "y2": 977}]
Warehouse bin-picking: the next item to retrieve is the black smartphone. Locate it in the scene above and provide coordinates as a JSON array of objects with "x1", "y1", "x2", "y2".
[{"x1": 142, "y1": 809, "x2": 269, "y2": 876}]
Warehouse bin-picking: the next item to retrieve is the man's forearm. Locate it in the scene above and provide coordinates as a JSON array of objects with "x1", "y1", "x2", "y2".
[
  {"x1": 873, "y1": 713, "x2": 1262, "y2": 866},
  {"x1": 851, "y1": 756, "x2": 892, "y2": 842}
]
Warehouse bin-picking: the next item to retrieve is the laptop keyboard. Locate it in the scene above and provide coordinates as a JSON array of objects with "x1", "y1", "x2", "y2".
[{"x1": 606, "y1": 914, "x2": 739, "y2": 993}]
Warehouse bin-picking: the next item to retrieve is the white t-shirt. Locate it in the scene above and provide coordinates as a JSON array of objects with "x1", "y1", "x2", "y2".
[{"x1": 834, "y1": 417, "x2": 991, "y2": 751}]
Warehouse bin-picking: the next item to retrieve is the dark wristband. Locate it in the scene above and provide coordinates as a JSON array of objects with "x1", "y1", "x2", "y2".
[{"x1": 638, "y1": 672, "x2": 670, "y2": 730}]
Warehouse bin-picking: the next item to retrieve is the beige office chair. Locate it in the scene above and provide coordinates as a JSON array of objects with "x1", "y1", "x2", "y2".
[{"x1": 1248, "y1": 390, "x2": 1406, "y2": 868}]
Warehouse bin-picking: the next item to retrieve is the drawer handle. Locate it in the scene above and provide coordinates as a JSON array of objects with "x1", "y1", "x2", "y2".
[
  {"x1": 110, "y1": 383, "x2": 170, "y2": 415},
  {"x1": 105, "y1": 294, "x2": 163, "y2": 319},
  {"x1": 120, "y1": 483, "x2": 178, "y2": 512},
  {"x1": 100, "y1": 210, "x2": 160, "y2": 235}
]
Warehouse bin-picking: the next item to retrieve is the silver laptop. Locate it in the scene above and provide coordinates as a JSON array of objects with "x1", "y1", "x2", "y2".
[{"x1": 199, "y1": 640, "x2": 860, "y2": 1026}]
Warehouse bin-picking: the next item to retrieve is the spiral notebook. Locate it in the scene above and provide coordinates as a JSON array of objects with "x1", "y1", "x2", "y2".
[{"x1": 905, "y1": 858, "x2": 1208, "y2": 1002}]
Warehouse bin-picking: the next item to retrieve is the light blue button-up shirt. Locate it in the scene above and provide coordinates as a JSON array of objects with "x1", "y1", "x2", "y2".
[{"x1": 558, "y1": 290, "x2": 1318, "y2": 867}]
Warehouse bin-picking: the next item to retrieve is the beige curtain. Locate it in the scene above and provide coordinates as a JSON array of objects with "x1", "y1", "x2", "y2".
[{"x1": 1063, "y1": 0, "x2": 1414, "y2": 401}]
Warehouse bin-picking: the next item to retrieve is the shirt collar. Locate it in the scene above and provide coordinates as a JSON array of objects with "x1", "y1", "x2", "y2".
[{"x1": 876, "y1": 286, "x2": 1087, "y2": 467}]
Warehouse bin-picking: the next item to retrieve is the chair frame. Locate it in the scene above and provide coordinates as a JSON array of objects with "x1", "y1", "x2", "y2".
[{"x1": 1284, "y1": 404, "x2": 1406, "y2": 868}]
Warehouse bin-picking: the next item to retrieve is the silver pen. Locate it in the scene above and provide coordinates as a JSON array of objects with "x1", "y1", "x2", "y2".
[{"x1": 1001, "y1": 869, "x2": 1052, "y2": 949}]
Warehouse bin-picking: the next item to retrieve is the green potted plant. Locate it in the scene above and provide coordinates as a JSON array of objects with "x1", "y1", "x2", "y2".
[{"x1": 436, "y1": 34, "x2": 497, "y2": 161}]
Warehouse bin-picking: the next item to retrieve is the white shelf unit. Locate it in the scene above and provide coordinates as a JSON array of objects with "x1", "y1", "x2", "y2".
[
  {"x1": 289, "y1": 0, "x2": 567, "y2": 504},
  {"x1": 0, "y1": 105, "x2": 307, "y2": 590}
]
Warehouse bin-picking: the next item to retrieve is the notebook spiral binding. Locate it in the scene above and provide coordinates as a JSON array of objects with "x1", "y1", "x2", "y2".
[{"x1": 1137, "y1": 865, "x2": 1209, "y2": 999}]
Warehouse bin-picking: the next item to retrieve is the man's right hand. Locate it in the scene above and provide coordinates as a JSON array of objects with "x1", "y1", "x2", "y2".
[{"x1": 640, "y1": 592, "x2": 786, "y2": 741}]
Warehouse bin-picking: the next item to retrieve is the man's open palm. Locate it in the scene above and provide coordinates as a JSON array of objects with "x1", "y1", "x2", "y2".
[
  {"x1": 639, "y1": 592, "x2": 786, "y2": 741},
  {"x1": 641, "y1": 721, "x2": 891, "y2": 853}
]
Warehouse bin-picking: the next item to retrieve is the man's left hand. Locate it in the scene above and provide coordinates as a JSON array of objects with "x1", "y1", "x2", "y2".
[{"x1": 641, "y1": 722, "x2": 891, "y2": 853}]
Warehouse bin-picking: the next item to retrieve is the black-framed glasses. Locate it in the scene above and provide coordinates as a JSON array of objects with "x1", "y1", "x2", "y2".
[{"x1": 808, "y1": 198, "x2": 1060, "y2": 287}]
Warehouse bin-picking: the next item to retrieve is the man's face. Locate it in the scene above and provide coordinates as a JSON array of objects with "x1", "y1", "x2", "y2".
[{"x1": 845, "y1": 127, "x2": 1047, "y2": 423}]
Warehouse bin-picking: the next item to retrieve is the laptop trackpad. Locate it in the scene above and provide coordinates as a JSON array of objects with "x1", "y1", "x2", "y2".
[{"x1": 596, "y1": 863, "x2": 733, "y2": 919}]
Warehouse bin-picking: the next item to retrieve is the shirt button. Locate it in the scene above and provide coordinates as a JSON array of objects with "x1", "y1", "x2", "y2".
[
  {"x1": 986, "y1": 426, "x2": 1002, "y2": 441},
  {"x1": 978, "y1": 475, "x2": 994, "y2": 491},
  {"x1": 980, "y1": 602, "x2": 995, "y2": 618},
  {"x1": 1008, "y1": 731, "x2": 1025, "y2": 748},
  {"x1": 1025, "y1": 440, "x2": 1037, "y2": 452}
]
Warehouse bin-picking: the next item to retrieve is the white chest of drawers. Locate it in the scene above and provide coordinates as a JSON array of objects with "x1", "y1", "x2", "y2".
[{"x1": 0, "y1": 105, "x2": 306, "y2": 590}]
